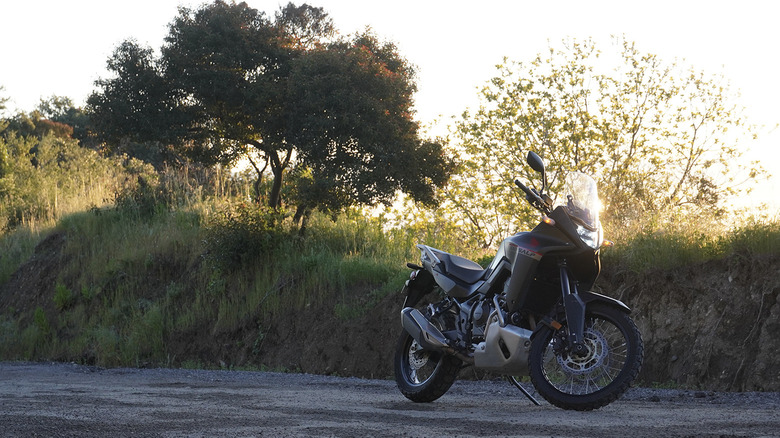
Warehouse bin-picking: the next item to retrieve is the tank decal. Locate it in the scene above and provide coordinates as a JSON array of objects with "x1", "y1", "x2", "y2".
[{"x1": 509, "y1": 242, "x2": 543, "y2": 261}]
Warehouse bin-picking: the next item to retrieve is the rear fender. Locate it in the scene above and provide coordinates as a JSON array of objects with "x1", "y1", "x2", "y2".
[{"x1": 402, "y1": 269, "x2": 436, "y2": 308}]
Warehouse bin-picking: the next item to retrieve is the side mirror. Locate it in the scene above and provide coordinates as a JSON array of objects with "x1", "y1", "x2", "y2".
[
  {"x1": 526, "y1": 151, "x2": 547, "y2": 192},
  {"x1": 527, "y1": 151, "x2": 545, "y2": 173}
]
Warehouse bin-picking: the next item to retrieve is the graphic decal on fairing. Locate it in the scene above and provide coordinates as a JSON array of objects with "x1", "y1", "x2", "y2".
[
  {"x1": 509, "y1": 242, "x2": 542, "y2": 261},
  {"x1": 517, "y1": 246, "x2": 542, "y2": 260}
]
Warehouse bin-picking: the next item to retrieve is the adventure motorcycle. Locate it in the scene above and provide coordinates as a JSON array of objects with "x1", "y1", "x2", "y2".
[{"x1": 394, "y1": 151, "x2": 643, "y2": 411}]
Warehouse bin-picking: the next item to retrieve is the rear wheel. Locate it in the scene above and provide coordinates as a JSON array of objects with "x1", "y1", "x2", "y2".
[
  {"x1": 394, "y1": 331, "x2": 461, "y2": 402},
  {"x1": 529, "y1": 303, "x2": 643, "y2": 410}
]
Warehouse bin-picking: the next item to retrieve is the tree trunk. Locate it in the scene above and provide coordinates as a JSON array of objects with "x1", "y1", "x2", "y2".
[
  {"x1": 264, "y1": 146, "x2": 293, "y2": 210},
  {"x1": 269, "y1": 169, "x2": 283, "y2": 209},
  {"x1": 245, "y1": 155, "x2": 269, "y2": 204},
  {"x1": 293, "y1": 205, "x2": 312, "y2": 236}
]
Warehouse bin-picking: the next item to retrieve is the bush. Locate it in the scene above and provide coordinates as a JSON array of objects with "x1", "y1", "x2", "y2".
[
  {"x1": 203, "y1": 203, "x2": 290, "y2": 271},
  {"x1": 53, "y1": 283, "x2": 76, "y2": 311},
  {"x1": 114, "y1": 175, "x2": 168, "y2": 219},
  {"x1": 0, "y1": 133, "x2": 151, "y2": 232}
]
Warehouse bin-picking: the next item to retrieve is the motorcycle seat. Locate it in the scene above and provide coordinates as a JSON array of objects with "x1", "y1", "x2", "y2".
[{"x1": 431, "y1": 249, "x2": 486, "y2": 284}]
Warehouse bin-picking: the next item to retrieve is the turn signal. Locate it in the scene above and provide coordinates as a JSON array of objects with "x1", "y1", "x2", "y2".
[
  {"x1": 542, "y1": 216, "x2": 556, "y2": 226},
  {"x1": 601, "y1": 240, "x2": 615, "y2": 248}
]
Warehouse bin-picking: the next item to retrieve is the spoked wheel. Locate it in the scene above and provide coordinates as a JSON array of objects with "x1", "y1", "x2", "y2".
[
  {"x1": 394, "y1": 331, "x2": 461, "y2": 402},
  {"x1": 529, "y1": 303, "x2": 643, "y2": 411}
]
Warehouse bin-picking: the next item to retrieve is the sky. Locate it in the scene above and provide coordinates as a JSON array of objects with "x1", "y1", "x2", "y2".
[{"x1": 1, "y1": 0, "x2": 778, "y2": 212}]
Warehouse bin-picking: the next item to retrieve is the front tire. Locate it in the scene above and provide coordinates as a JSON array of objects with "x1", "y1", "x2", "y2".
[
  {"x1": 394, "y1": 331, "x2": 461, "y2": 402},
  {"x1": 529, "y1": 303, "x2": 643, "y2": 411}
]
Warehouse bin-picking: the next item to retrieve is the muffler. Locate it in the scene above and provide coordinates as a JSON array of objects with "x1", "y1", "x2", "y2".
[
  {"x1": 400, "y1": 307, "x2": 449, "y2": 351},
  {"x1": 400, "y1": 307, "x2": 475, "y2": 365}
]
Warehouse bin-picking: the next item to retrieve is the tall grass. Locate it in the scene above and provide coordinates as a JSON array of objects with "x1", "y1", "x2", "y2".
[
  {"x1": 602, "y1": 215, "x2": 780, "y2": 272},
  {"x1": 0, "y1": 226, "x2": 42, "y2": 285}
]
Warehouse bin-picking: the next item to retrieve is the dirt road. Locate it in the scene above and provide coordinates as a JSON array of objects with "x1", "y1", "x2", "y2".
[{"x1": 1, "y1": 362, "x2": 778, "y2": 437}]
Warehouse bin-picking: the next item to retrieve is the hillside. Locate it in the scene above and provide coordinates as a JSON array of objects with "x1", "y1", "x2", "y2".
[{"x1": 1, "y1": 222, "x2": 778, "y2": 391}]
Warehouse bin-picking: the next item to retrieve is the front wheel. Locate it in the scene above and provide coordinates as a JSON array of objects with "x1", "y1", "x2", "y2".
[
  {"x1": 529, "y1": 303, "x2": 643, "y2": 411},
  {"x1": 394, "y1": 331, "x2": 461, "y2": 402}
]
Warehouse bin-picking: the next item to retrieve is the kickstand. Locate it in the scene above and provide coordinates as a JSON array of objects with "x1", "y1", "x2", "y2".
[{"x1": 506, "y1": 376, "x2": 541, "y2": 406}]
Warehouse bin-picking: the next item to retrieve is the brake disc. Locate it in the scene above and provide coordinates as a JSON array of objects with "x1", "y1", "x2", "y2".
[
  {"x1": 556, "y1": 327, "x2": 608, "y2": 375},
  {"x1": 408, "y1": 340, "x2": 430, "y2": 370}
]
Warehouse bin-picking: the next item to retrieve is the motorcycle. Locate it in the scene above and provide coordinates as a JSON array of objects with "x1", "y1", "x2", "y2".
[{"x1": 394, "y1": 151, "x2": 643, "y2": 411}]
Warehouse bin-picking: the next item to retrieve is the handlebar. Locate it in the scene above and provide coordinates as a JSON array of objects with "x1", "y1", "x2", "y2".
[
  {"x1": 514, "y1": 178, "x2": 553, "y2": 214},
  {"x1": 514, "y1": 178, "x2": 543, "y2": 204}
]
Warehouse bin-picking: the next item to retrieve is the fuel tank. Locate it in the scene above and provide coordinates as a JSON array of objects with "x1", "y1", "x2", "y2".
[{"x1": 489, "y1": 224, "x2": 572, "y2": 312}]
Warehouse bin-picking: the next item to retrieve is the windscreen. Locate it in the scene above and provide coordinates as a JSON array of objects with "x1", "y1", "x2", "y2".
[{"x1": 557, "y1": 172, "x2": 600, "y2": 231}]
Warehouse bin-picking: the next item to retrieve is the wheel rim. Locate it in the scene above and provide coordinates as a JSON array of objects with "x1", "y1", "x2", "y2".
[
  {"x1": 541, "y1": 315, "x2": 629, "y2": 395},
  {"x1": 403, "y1": 338, "x2": 442, "y2": 386}
]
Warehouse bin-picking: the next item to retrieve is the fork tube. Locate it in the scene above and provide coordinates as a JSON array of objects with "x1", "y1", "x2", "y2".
[{"x1": 559, "y1": 261, "x2": 586, "y2": 352}]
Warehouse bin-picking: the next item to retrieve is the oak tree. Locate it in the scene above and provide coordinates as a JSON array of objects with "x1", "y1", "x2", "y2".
[{"x1": 88, "y1": 1, "x2": 449, "y2": 212}]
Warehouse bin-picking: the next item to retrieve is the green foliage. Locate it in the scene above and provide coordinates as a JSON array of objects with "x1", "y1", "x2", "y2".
[
  {"x1": 88, "y1": 1, "x2": 450, "y2": 212},
  {"x1": 0, "y1": 132, "x2": 152, "y2": 231},
  {"x1": 90, "y1": 326, "x2": 122, "y2": 366},
  {"x1": 288, "y1": 32, "x2": 451, "y2": 210},
  {"x1": 33, "y1": 307, "x2": 50, "y2": 335},
  {"x1": 729, "y1": 218, "x2": 780, "y2": 254},
  {"x1": 4, "y1": 109, "x2": 74, "y2": 139},
  {"x1": 0, "y1": 86, "x2": 7, "y2": 113},
  {"x1": 80, "y1": 285, "x2": 95, "y2": 301},
  {"x1": 0, "y1": 225, "x2": 40, "y2": 285},
  {"x1": 203, "y1": 202, "x2": 290, "y2": 271},
  {"x1": 0, "y1": 315, "x2": 20, "y2": 357},
  {"x1": 125, "y1": 303, "x2": 166, "y2": 364},
  {"x1": 445, "y1": 36, "x2": 762, "y2": 246},
  {"x1": 53, "y1": 283, "x2": 76, "y2": 311},
  {"x1": 603, "y1": 216, "x2": 780, "y2": 272},
  {"x1": 114, "y1": 175, "x2": 169, "y2": 220},
  {"x1": 88, "y1": 41, "x2": 177, "y2": 151},
  {"x1": 37, "y1": 96, "x2": 95, "y2": 147}
]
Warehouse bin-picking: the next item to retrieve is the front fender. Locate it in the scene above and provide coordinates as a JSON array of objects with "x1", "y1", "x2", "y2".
[
  {"x1": 579, "y1": 290, "x2": 632, "y2": 314},
  {"x1": 530, "y1": 290, "x2": 632, "y2": 340}
]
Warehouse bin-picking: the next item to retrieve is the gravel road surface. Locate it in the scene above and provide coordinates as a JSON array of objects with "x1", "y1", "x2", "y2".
[{"x1": 1, "y1": 362, "x2": 778, "y2": 437}]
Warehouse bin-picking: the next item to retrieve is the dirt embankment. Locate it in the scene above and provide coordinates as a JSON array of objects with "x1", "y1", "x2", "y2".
[
  {"x1": 243, "y1": 250, "x2": 780, "y2": 391},
  {"x1": 1, "y1": 231, "x2": 779, "y2": 391},
  {"x1": 599, "y1": 252, "x2": 780, "y2": 391}
]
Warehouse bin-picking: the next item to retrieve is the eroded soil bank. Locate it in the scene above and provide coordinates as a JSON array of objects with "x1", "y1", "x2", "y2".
[{"x1": 249, "y1": 251, "x2": 780, "y2": 391}]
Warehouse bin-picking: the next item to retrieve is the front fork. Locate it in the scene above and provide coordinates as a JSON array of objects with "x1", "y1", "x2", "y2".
[{"x1": 559, "y1": 261, "x2": 587, "y2": 356}]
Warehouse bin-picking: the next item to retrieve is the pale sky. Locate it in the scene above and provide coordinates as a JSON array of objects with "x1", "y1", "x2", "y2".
[{"x1": 1, "y1": 0, "x2": 778, "y2": 211}]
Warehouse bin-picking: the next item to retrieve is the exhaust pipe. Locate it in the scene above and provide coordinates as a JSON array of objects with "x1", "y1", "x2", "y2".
[
  {"x1": 401, "y1": 307, "x2": 449, "y2": 350},
  {"x1": 400, "y1": 307, "x2": 474, "y2": 364}
]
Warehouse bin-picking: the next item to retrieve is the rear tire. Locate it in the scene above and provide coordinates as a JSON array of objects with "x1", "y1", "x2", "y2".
[
  {"x1": 529, "y1": 303, "x2": 643, "y2": 411},
  {"x1": 394, "y1": 331, "x2": 461, "y2": 402}
]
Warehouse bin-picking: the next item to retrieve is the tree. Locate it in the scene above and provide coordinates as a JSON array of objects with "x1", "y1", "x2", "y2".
[
  {"x1": 0, "y1": 86, "x2": 10, "y2": 133},
  {"x1": 5, "y1": 110, "x2": 74, "y2": 140},
  {"x1": 37, "y1": 96, "x2": 94, "y2": 146},
  {"x1": 0, "y1": 86, "x2": 7, "y2": 113},
  {"x1": 88, "y1": 40, "x2": 185, "y2": 166},
  {"x1": 88, "y1": 1, "x2": 449, "y2": 212},
  {"x1": 287, "y1": 33, "x2": 450, "y2": 214},
  {"x1": 445, "y1": 37, "x2": 760, "y2": 247}
]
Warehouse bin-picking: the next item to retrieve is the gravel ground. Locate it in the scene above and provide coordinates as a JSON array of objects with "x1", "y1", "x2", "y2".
[{"x1": 1, "y1": 361, "x2": 779, "y2": 437}]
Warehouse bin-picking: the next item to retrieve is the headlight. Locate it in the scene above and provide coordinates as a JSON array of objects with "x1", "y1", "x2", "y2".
[{"x1": 576, "y1": 223, "x2": 602, "y2": 249}]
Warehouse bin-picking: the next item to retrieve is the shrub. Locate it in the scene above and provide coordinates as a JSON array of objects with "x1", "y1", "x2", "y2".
[
  {"x1": 53, "y1": 283, "x2": 76, "y2": 311},
  {"x1": 203, "y1": 203, "x2": 289, "y2": 271}
]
